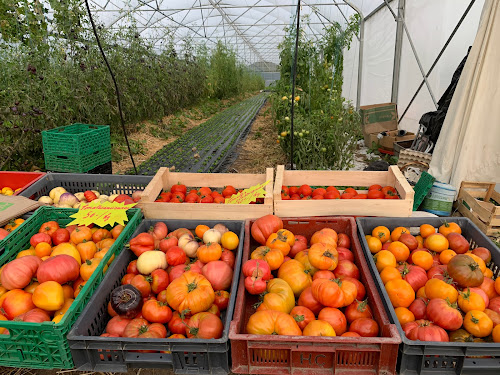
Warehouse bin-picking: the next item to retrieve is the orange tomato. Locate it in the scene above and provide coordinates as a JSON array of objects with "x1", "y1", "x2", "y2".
[
  {"x1": 466, "y1": 253, "x2": 486, "y2": 273},
  {"x1": 387, "y1": 241, "x2": 410, "y2": 262},
  {"x1": 372, "y1": 226, "x2": 390, "y2": 243},
  {"x1": 419, "y1": 224, "x2": 436, "y2": 238},
  {"x1": 251, "y1": 246, "x2": 284, "y2": 271},
  {"x1": 484, "y1": 268, "x2": 493, "y2": 278},
  {"x1": 385, "y1": 279, "x2": 415, "y2": 308},
  {"x1": 425, "y1": 278, "x2": 458, "y2": 303},
  {"x1": 391, "y1": 227, "x2": 410, "y2": 242},
  {"x1": 110, "y1": 225, "x2": 124, "y2": 239},
  {"x1": 415, "y1": 235, "x2": 424, "y2": 248},
  {"x1": 463, "y1": 310, "x2": 493, "y2": 337},
  {"x1": 35, "y1": 242, "x2": 52, "y2": 258},
  {"x1": 76, "y1": 240, "x2": 97, "y2": 263},
  {"x1": 32, "y1": 281, "x2": 64, "y2": 311},
  {"x1": 80, "y1": 258, "x2": 101, "y2": 281},
  {"x1": 275, "y1": 229, "x2": 295, "y2": 247},
  {"x1": 54, "y1": 298, "x2": 74, "y2": 316},
  {"x1": 439, "y1": 222, "x2": 462, "y2": 237},
  {"x1": 492, "y1": 324, "x2": 500, "y2": 343},
  {"x1": 494, "y1": 278, "x2": 500, "y2": 295},
  {"x1": 24, "y1": 282, "x2": 39, "y2": 294},
  {"x1": 195, "y1": 225, "x2": 210, "y2": 239},
  {"x1": 51, "y1": 243, "x2": 81, "y2": 264},
  {"x1": 367, "y1": 237, "x2": 382, "y2": 254},
  {"x1": 458, "y1": 288, "x2": 486, "y2": 313},
  {"x1": 439, "y1": 249, "x2": 457, "y2": 265},
  {"x1": 412, "y1": 251, "x2": 434, "y2": 270},
  {"x1": 380, "y1": 266, "x2": 402, "y2": 285},
  {"x1": 395, "y1": 307, "x2": 415, "y2": 326},
  {"x1": 266, "y1": 233, "x2": 291, "y2": 256},
  {"x1": 416, "y1": 286, "x2": 427, "y2": 299},
  {"x1": 70, "y1": 226, "x2": 93, "y2": 245},
  {"x1": 62, "y1": 285, "x2": 74, "y2": 299},
  {"x1": 374, "y1": 250, "x2": 396, "y2": 272},
  {"x1": 424, "y1": 234, "x2": 449, "y2": 253}
]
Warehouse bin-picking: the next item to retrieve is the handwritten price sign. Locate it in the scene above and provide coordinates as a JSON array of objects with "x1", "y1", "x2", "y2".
[
  {"x1": 225, "y1": 180, "x2": 271, "y2": 205},
  {"x1": 68, "y1": 200, "x2": 136, "y2": 227}
]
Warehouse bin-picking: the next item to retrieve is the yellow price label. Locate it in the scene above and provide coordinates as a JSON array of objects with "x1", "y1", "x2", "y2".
[
  {"x1": 67, "y1": 200, "x2": 136, "y2": 227},
  {"x1": 225, "y1": 180, "x2": 271, "y2": 205}
]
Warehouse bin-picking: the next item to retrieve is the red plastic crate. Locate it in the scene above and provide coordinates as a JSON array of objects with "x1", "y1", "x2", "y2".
[
  {"x1": 229, "y1": 217, "x2": 401, "y2": 375},
  {"x1": 0, "y1": 171, "x2": 46, "y2": 195}
]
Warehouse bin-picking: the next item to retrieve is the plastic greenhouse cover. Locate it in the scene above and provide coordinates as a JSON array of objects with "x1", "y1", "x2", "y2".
[{"x1": 74, "y1": 0, "x2": 375, "y2": 64}]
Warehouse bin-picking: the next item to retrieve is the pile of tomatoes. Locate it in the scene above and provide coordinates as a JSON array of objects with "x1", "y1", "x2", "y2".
[
  {"x1": 0, "y1": 220, "x2": 122, "y2": 329},
  {"x1": 280, "y1": 184, "x2": 399, "y2": 200},
  {"x1": 0, "y1": 217, "x2": 25, "y2": 240},
  {"x1": 155, "y1": 182, "x2": 264, "y2": 204},
  {"x1": 103, "y1": 222, "x2": 239, "y2": 340},
  {"x1": 366, "y1": 221, "x2": 500, "y2": 343},
  {"x1": 242, "y1": 214, "x2": 380, "y2": 338}
]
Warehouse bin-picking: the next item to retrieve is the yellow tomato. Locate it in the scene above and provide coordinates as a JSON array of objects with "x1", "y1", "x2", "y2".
[
  {"x1": 221, "y1": 231, "x2": 239, "y2": 250},
  {"x1": 32, "y1": 281, "x2": 64, "y2": 311},
  {"x1": 51, "y1": 243, "x2": 81, "y2": 264}
]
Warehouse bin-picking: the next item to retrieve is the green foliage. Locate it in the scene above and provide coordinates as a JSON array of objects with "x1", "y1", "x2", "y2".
[
  {"x1": 0, "y1": 1, "x2": 264, "y2": 171},
  {"x1": 272, "y1": 15, "x2": 361, "y2": 170}
]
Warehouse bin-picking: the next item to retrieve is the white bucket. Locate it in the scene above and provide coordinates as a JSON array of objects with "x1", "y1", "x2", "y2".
[{"x1": 421, "y1": 181, "x2": 456, "y2": 216}]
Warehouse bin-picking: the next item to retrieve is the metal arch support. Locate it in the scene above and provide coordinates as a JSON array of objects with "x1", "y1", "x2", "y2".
[
  {"x1": 383, "y1": 0, "x2": 438, "y2": 109},
  {"x1": 342, "y1": 0, "x2": 363, "y2": 110},
  {"x1": 208, "y1": 0, "x2": 271, "y2": 70}
]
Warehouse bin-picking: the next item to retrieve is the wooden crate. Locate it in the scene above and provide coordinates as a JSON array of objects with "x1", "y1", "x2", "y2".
[
  {"x1": 273, "y1": 165, "x2": 414, "y2": 217},
  {"x1": 455, "y1": 181, "x2": 500, "y2": 236},
  {"x1": 137, "y1": 167, "x2": 274, "y2": 220}
]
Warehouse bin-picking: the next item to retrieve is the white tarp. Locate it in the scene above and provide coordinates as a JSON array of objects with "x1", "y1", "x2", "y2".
[
  {"x1": 428, "y1": 0, "x2": 500, "y2": 190},
  {"x1": 342, "y1": 0, "x2": 485, "y2": 133}
]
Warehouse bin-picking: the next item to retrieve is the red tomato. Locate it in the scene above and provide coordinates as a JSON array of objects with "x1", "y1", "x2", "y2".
[
  {"x1": 324, "y1": 190, "x2": 340, "y2": 199},
  {"x1": 426, "y1": 298, "x2": 463, "y2": 331},
  {"x1": 281, "y1": 186, "x2": 289, "y2": 195},
  {"x1": 214, "y1": 290, "x2": 230, "y2": 310},
  {"x1": 382, "y1": 186, "x2": 397, "y2": 195},
  {"x1": 290, "y1": 194, "x2": 301, "y2": 200},
  {"x1": 51, "y1": 228, "x2": 70, "y2": 245},
  {"x1": 106, "y1": 316, "x2": 131, "y2": 336},
  {"x1": 337, "y1": 233, "x2": 351, "y2": 249},
  {"x1": 200, "y1": 195, "x2": 214, "y2": 203},
  {"x1": 170, "y1": 183, "x2": 187, "y2": 195},
  {"x1": 186, "y1": 312, "x2": 223, "y2": 339},
  {"x1": 166, "y1": 246, "x2": 186, "y2": 266},
  {"x1": 30, "y1": 232, "x2": 52, "y2": 248},
  {"x1": 288, "y1": 186, "x2": 299, "y2": 195},
  {"x1": 151, "y1": 269, "x2": 169, "y2": 294},
  {"x1": 169, "y1": 311, "x2": 190, "y2": 334},
  {"x1": 344, "y1": 188, "x2": 358, "y2": 196},
  {"x1": 220, "y1": 249, "x2": 236, "y2": 269},
  {"x1": 142, "y1": 300, "x2": 172, "y2": 324},
  {"x1": 214, "y1": 196, "x2": 225, "y2": 204},
  {"x1": 126, "y1": 260, "x2": 139, "y2": 275},
  {"x1": 367, "y1": 190, "x2": 385, "y2": 199},
  {"x1": 352, "y1": 194, "x2": 368, "y2": 199},
  {"x1": 349, "y1": 318, "x2": 379, "y2": 337},
  {"x1": 289, "y1": 235, "x2": 308, "y2": 258},
  {"x1": 341, "y1": 193, "x2": 355, "y2": 199},
  {"x1": 298, "y1": 185, "x2": 312, "y2": 197},
  {"x1": 38, "y1": 221, "x2": 60, "y2": 236},
  {"x1": 369, "y1": 184, "x2": 382, "y2": 191},
  {"x1": 185, "y1": 193, "x2": 201, "y2": 203},
  {"x1": 345, "y1": 300, "x2": 373, "y2": 323},
  {"x1": 222, "y1": 186, "x2": 237, "y2": 198},
  {"x1": 312, "y1": 188, "x2": 326, "y2": 197}
]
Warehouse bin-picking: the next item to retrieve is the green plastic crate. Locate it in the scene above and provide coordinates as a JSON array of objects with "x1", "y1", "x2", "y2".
[
  {"x1": 0, "y1": 206, "x2": 142, "y2": 369},
  {"x1": 44, "y1": 147, "x2": 111, "y2": 173},
  {"x1": 42, "y1": 123, "x2": 110, "y2": 157},
  {"x1": 412, "y1": 171, "x2": 436, "y2": 211}
]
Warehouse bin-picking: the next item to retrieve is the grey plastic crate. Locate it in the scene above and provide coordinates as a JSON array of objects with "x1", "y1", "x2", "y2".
[
  {"x1": 356, "y1": 217, "x2": 500, "y2": 375},
  {"x1": 20, "y1": 173, "x2": 152, "y2": 200},
  {"x1": 67, "y1": 219, "x2": 244, "y2": 374}
]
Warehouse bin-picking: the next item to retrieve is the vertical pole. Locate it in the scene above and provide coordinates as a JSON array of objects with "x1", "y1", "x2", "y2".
[
  {"x1": 391, "y1": 0, "x2": 405, "y2": 103},
  {"x1": 356, "y1": 16, "x2": 364, "y2": 110},
  {"x1": 290, "y1": 0, "x2": 301, "y2": 170}
]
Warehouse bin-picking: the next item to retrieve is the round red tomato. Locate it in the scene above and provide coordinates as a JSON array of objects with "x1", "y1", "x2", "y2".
[
  {"x1": 202, "y1": 261, "x2": 233, "y2": 291},
  {"x1": 349, "y1": 318, "x2": 379, "y2": 337},
  {"x1": 127, "y1": 260, "x2": 139, "y2": 275},
  {"x1": 186, "y1": 312, "x2": 223, "y2": 339},
  {"x1": 337, "y1": 233, "x2": 351, "y2": 249},
  {"x1": 214, "y1": 290, "x2": 230, "y2": 310},
  {"x1": 251, "y1": 215, "x2": 283, "y2": 245},
  {"x1": 142, "y1": 300, "x2": 172, "y2": 324},
  {"x1": 345, "y1": 300, "x2": 373, "y2": 323},
  {"x1": 151, "y1": 269, "x2": 169, "y2": 294},
  {"x1": 51, "y1": 228, "x2": 70, "y2": 245},
  {"x1": 166, "y1": 246, "x2": 186, "y2": 266},
  {"x1": 426, "y1": 298, "x2": 463, "y2": 331},
  {"x1": 106, "y1": 316, "x2": 131, "y2": 336},
  {"x1": 221, "y1": 249, "x2": 235, "y2": 269},
  {"x1": 169, "y1": 311, "x2": 190, "y2": 335},
  {"x1": 367, "y1": 190, "x2": 385, "y2": 199}
]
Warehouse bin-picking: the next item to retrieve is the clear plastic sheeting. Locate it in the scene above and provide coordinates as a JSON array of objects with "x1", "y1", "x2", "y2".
[
  {"x1": 82, "y1": 0, "x2": 371, "y2": 66},
  {"x1": 428, "y1": 0, "x2": 500, "y2": 191}
]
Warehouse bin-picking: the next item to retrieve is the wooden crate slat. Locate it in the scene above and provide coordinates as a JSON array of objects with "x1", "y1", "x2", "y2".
[{"x1": 456, "y1": 181, "x2": 500, "y2": 236}]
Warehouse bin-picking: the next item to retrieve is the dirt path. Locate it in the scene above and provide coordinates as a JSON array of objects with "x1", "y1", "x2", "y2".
[{"x1": 228, "y1": 101, "x2": 287, "y2": 174}]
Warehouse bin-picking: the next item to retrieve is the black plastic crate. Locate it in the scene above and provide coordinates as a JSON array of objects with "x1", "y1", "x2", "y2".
[
  {"x1": 20, "y1": 173, "x2": 152, "y2": 200},
  {"x1": 356, "y1": 217, "x2": 500, "y2": 375},
  {"x1": 67, "y1": 219, "x2": 245, "y2": 374}
]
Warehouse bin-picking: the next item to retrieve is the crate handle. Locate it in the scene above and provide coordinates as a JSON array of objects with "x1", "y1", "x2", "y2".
[{"x1": 124, "y1": 351, "x2": 173, "y2": 365}]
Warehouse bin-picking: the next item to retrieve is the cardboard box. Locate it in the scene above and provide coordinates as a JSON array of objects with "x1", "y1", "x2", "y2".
[
  {"x1": 379, "y1": 131, "x2": 415, "y2": 150},
  {"x1": 364, "y1": 133, "x2": 380, "y2": 149},
  {"x1": 359, "y1": 103, "x2": 398, "y2": 135}
]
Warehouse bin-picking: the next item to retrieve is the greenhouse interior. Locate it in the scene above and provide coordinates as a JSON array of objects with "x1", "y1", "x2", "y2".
[{"x1": 0, "y1": 1, "x2": 500, "y2": 375}]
